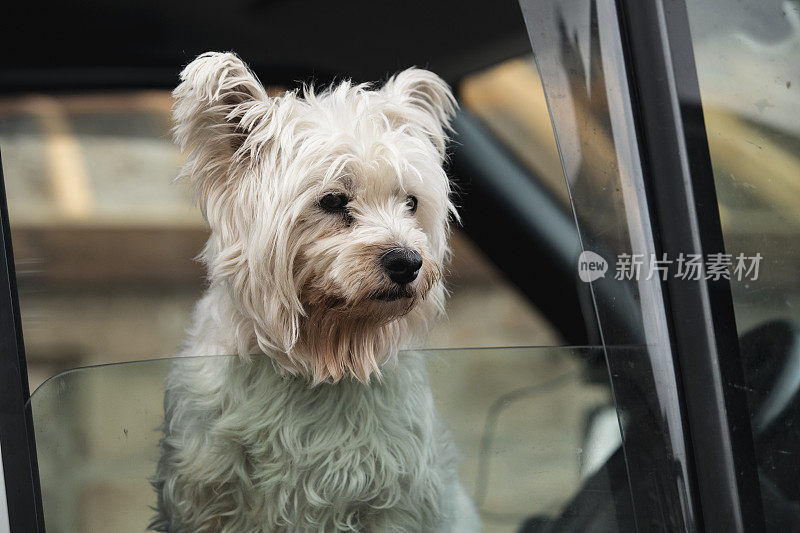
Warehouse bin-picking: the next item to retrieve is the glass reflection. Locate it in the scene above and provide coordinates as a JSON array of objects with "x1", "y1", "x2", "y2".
[
  {"x1": 29, "y1": 347, "x2": 634, "y2": 532},
  {"x1": 519, "y1": 0, "x2": 695, "y2": 527}
]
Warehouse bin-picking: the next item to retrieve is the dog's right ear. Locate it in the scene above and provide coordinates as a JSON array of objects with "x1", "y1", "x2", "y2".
[{"x1": 173, "y1": 52, "x2": 271, "y2": 203}]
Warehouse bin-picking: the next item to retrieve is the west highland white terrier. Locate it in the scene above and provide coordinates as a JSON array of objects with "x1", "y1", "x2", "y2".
[{"x1": 151, "y1": 52, "x2": 479, "y2": 532}]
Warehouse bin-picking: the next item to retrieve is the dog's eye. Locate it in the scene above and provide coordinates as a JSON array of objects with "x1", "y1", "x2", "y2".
[
  {"x1": 406, "y1": 195, "x2": 418, "y2": 214},
  {"x1": 320, "y1": 193, "x2": 349, "y2": 212}
]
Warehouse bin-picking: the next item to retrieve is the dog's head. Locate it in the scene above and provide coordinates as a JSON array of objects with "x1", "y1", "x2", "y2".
[{"x1": 174, "y1": 52, "x2": 457, "y2": 384}]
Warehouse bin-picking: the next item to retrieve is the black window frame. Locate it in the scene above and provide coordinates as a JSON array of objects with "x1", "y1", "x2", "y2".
[
  {"x1": 0, "y1": 151, "x2": 45, "y2": 532},
  {"x1": 517, "y1": 0, "x2": 765, "y2": 530},
  {"x1": 617, "y1": 1, "x2": 764, "y2": 530}
]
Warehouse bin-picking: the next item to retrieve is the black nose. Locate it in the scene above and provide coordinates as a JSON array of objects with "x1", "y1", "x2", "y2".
[{"x1": 381, "y1": 249, "x2": 423, "y2": 285}]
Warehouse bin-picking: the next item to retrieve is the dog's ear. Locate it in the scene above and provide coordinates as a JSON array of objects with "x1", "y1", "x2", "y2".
[
  {"x1": 173, "y1": 52, "x2": 271, "y2": 203},
  {"x1": 381, "y1": 68, "x2": 457, "y2": 157}
]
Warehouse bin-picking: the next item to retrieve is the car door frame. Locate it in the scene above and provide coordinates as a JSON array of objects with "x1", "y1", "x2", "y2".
[
  {"x1": 0, "y1": 151, "x2": 45, "y2": 532},
  {"x1": 517, "y1": 0, "x2": 765, "y2": 530}
]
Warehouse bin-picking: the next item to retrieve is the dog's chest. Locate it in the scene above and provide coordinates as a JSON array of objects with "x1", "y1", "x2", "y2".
[{"x1": 200, "y1": 355, "x2": 447, "y2": 530}]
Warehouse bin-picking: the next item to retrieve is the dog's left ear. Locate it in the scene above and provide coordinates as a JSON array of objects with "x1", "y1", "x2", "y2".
[{"x1": 382, "y1": 68, "x2": 457, "y2": 157}]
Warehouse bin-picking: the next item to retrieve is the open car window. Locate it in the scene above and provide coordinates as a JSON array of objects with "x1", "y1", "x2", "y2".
[
  {"x1": 0, "y1": 30, "x2": 631, "y2": 533},
  {"x1": 0, "y1": 90, "x2": 563, "y2": 394}
]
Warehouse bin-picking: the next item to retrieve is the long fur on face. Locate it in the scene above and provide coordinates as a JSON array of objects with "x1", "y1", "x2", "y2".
[{"x1": 172, "y1": 52, "x2": 457, "y2": 384}]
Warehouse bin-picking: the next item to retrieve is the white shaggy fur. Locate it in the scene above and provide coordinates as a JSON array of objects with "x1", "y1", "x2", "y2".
[{"x1": 151, "y1": 52, "x2": 479, "y2": 532}]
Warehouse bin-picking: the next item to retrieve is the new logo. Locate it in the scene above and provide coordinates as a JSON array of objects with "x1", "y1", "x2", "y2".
[{"x1": 578, "y1": 251, "x2": 608, "y2": 282}]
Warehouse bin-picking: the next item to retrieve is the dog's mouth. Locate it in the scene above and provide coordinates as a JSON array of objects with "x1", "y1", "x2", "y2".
[
  {"x1": 371, "y1": 287, "x2": 414, "y2": 302},
  {"x1": 299, "y1": 283, "x2": 416, "y2": 313}
]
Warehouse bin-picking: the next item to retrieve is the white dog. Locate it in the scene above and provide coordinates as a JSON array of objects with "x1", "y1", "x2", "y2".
[{"x1": 151, "y1": 52, "x2": 479, "y2": 532}]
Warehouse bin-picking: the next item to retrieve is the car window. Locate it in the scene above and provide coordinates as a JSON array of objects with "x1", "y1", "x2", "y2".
[
  {"x1": 685, "y1": 0, "x2": 800, "y2": 525},
  {"x1": 29, "y1": 348, "x2": 634, "y2": 532},
  {"x1": 685, "y1": 0, "x2": 800, "y2": 333},
  {"x1": 0, "y1": 79, "x2": 634, "y2": 530},
  {"x1": 0, "y1": 5, "x2": 647, "y2": 528}
]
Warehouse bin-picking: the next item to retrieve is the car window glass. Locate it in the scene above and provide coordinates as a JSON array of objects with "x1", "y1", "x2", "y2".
[
  {"x1": 29, "y1": 348, "x2": 635, "y2": 532},
  {"x1": 686, "y1": 0, "x2": 800, "y2": 525}
]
